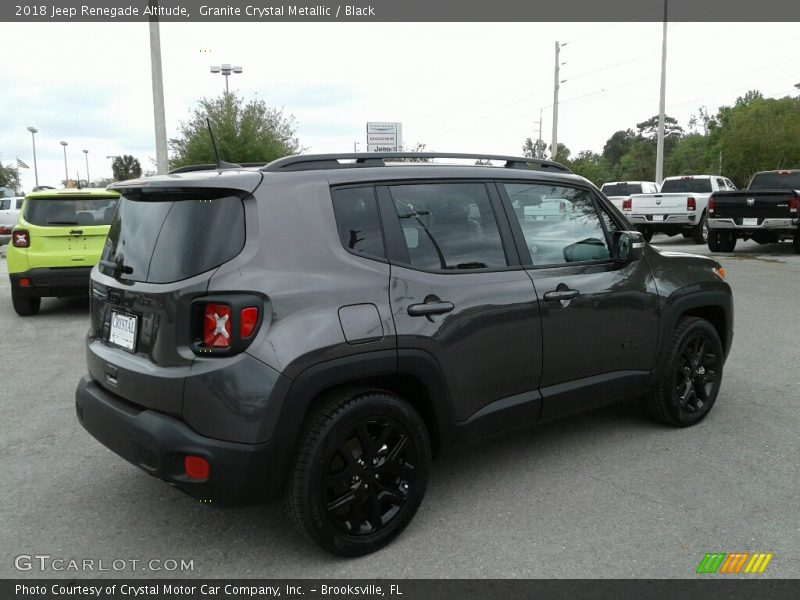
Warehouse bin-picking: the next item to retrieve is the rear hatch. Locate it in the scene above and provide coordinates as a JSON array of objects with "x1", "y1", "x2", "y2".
[
  {"x1": 19, "y1": 193, "x2": 119, "y2": 269},
  {"x1": 87, "y1": 173, "x2": 261, "y2": 414}
]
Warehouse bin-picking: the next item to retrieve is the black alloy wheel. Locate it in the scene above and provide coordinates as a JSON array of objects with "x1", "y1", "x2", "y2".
[
  {"x1": 673, "y1": 332, "x2": 720, "y2": 415},
  {"x1": 283, "y1": 389, "x2": 430, "y2": 556},
  {"x1": 644, "y1": 316, "x2": 724, "y2": 427},
  {"x1": 322, "y1": 416, "x2": 418, "y2": 536}
]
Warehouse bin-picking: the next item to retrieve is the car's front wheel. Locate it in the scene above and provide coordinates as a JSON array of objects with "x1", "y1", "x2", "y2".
[
  {"x1": 11, "y1": 287, "x2": 41, "y2": 316},
  {"x1": 283, "y1": 388, "x2": 431, "y2": 556},
  {"x1": 644, "y1": 317, "x2": 724, "y2": 427}
]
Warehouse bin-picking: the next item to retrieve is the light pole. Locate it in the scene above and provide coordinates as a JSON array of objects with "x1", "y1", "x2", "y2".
[
  {"x1": 60, "y1": 141, "x2": 69, "y2": 183},
  {"x1": 655, "y1": 0, "x2": 668, "y2": 185},
  {"x1": 27, "y1": 126, "x2": 39, "y2": 187},
  {"x1": 149, "y1": 1, "x2": 169, "y2": 175},
  {"x1": 551, "y1": 41, "x2": 567, "y2": 161},
  {"x1": 83, "y1": 149, "x2": 90, "y2": 184},
  {"x1": 210, "y1": 64, "x2": 243, "y2": 94}
]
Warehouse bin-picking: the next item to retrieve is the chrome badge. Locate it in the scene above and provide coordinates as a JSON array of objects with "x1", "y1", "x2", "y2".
[{"x1": 747, "y1": 198, "x2": 755, "y2": 206}]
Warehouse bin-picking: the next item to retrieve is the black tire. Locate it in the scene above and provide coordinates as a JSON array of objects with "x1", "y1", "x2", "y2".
[
  {"x1": 11, "y1": 287, "x2": 41, "y2": 316},
  {"x1": 283, "y1": 388, "x2": 431, "y2": 556},
  {"x1": 691, "y1": 213, "x2": 708, "y2": 244},
  {"x1": 793, "y1": 231, "x2": 800, "y2": 254},
  {"x1": 707, "y1": 229, "x2": 720, "y2": 252},
  {"x1": 718, "y1": 231, "x2": 737, "y2": 252},
  {"x1": 644, "y1": 317, "x2": 724, "y2": 427}
]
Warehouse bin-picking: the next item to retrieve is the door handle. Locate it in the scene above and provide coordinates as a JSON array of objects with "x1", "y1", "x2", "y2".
[
  {"x1": 543, "y1": 289, "x2": 579, "y2": 302},
  {"x1": 408, "y1": 301, "x2": 455, "y2": 317}
]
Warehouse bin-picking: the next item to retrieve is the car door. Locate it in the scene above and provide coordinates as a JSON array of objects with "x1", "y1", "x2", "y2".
[
  {"x1": 376, "y1": 181, "x2": 543, "y2": 428},
  {"x1": 497, "y1": 180, "x2": 660, "y2": 421}
]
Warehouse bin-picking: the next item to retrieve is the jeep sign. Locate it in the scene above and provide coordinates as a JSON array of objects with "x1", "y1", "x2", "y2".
[{"x1": 366, "y1": 122, "x2": 402, "y2": 152}]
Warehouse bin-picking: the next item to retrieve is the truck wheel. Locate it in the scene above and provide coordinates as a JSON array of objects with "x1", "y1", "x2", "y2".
[
  {"x1": 794, "y1": 231, "x2": 800, "y2": 254},
  {"x1": 718, "y1": 231, "x2": 737, "y2": 252},
  {"x1": 691, "y1": 214, "x2": 708, "y2": 244},
  {"x1": 283, "y1": 388, "x2": 431, "y2": 556},
  {"x1": 644, "y1": 317, "x2": 724, "y2": 427},
  {"x1": 11, "y1": 287, "x2": 41, "y2": 316},
  {"x1": 707, "y1": 230, "x2": 720, "y2": 251},
  {"x1": 637, "y1": 226, "x2": 653, "y2": 242}
]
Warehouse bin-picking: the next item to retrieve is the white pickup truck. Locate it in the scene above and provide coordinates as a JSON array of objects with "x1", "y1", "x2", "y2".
[
  {"x1": 623, "y1": 175, "x2": 737, "y2": 243},
  {"x1": 0, "y1": 196, "x2": 25, "y2": 250},
  {"x1": 600, "y1": 181, "x2": 659, "y2": 211}
]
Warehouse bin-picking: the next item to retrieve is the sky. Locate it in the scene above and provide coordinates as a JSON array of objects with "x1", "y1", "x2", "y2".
[{"x1": 1, "y1": 20, "x2": 799, "y2": 191}]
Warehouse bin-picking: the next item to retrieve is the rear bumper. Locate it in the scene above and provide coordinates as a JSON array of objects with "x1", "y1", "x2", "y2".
[
  {"x1": 627, "y1": 213, "x2": 697, "y2": 227},
  {"x1": 75, "y1": 375, "x2": 279, "y2": 502},
  {"x1": 708, "y1": 217, "x2": 798, "y2": 231},
  {"x1": 10, "y1": 267, "x2": 92, "y2": 297}
]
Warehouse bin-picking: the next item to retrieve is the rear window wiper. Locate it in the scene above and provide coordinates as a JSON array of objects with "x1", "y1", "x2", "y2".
[{"x1": 99, "y1": 259, "x2": 134, "y2": 275}]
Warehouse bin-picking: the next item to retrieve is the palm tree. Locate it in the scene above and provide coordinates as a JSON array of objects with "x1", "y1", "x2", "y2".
[{"x1": 112, "y1": 155, "x2": 143, "y2": 181}]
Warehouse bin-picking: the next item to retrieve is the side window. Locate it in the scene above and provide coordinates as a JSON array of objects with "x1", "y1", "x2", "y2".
[
  {"x1": 502, "y1": 183, "x2": 612, "y2": 266},
  {"x1": 725, "y1": 179, "x2": 736, "y2": 190},
  {"x1": 387, "y1": 182, "x2": 507, "y2": 271},
  {"x1": 332, "y1": 186, "x2": 386, "y2": 260},
  {"x1": 716, "y1": 178, "x2": 725, "y2": 189},
  {"x1": 16, "y1": 198, "x2": 25, "y2": 209},
  {"x1": 0, "y1": 199, "x2": 9, "y2": 210}
]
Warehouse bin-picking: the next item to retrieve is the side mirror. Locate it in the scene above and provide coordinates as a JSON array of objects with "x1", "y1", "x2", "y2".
[{"x1": 613, "y1": 230, "x2": 645, "y2": 262}]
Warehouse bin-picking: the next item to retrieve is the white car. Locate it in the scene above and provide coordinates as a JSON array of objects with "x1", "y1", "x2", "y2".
[{"x1": 0, "y1": 196, "x2": 25, "y2": 249}]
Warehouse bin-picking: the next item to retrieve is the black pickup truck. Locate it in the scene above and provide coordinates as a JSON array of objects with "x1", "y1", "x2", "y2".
[{"x1": 706, "y1": 169, "x2": 800, "y2": 252}]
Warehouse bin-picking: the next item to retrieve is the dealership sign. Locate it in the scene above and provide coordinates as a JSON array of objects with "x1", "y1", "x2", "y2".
[{"x1": 366, "y1": 122, "x2": 402, "y2": 152}]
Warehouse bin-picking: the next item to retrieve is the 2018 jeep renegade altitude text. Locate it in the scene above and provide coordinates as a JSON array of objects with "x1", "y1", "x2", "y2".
[{"x1": 75, "y1": 153, "x2": 733, "y2": 556}]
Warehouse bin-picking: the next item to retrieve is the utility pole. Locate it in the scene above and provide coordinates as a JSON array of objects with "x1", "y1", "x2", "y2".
[
  {"x1": 149, "y1": 0, "x2": 169, "y2": 175},
  {"x1": 655, "y1": 0, "x2": 668, "y2": 184},
  {"x1": 552, "y1": 41, "x2": 561, "y2": 161},
  {"x1": 27, "y1": 127, "x2": 39, "y2": 187},
  {"x1": 83, "y1": 149, "x2": 90, "y2": 184}
]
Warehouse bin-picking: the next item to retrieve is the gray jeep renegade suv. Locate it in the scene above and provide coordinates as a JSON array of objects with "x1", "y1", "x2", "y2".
[{"x1": 75, "y1": 152, "x2": 733, "y2": 556}]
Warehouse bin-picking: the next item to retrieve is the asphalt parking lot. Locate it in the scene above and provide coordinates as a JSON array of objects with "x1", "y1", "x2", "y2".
[{"x1": 1, "y1": 236, "x2": 798, "y2": 579}]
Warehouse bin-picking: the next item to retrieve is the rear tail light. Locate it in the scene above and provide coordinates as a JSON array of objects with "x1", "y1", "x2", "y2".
[
  {"x1": 12, "y1": 229, "x2": 30, "y2": 248},
  {"x1": 622, "y1": 198, "x2": 632, "y2": 211},
  {"x1": 194, "y1": 296, "x2": 263, "y2": 354},
  {"x1": 790, "y1": 194, "x2": 799, "y2": 214},
  {"x1": 203, "y1": 303, "x2": 232, "y2": 348},
  {"x1": 708, "y1": 196, "x2": 715, "y2": 215},
  {"x1": 687, "y1": 197, "x2": 696, "y2": 211},
  {"x1": 19, "y1": 278, "x2": 31, "y2": 288},
  {"x1": 0, "y1": 225, "x2": 11, "y2": 235}
]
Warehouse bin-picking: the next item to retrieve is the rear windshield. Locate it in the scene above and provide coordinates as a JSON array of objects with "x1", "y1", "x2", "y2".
[
  {"x1": 749, "y1": 172, "x2": 800, "y2": 190},
  {"x1": 601, "y1": 183, "x2": 643, "y2": 196},
  {"x1": 660, "y1": 178, "x2": 712, "y2": 193},
  {"x1": 99, "y1": 193, "x2": 245, "y2": 284},
  {"x1": 23, "y1": 197, "x2": 119, "y2": 226}
]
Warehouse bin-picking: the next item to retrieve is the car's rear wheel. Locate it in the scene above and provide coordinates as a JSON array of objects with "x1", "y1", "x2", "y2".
[
  {"x1": 283, "y1": 388, "x2": 431, "y2": 556},
  {"x1": 644, "y1": 317, "x2": 724, "y2": 427},
  {"x1": 708, "y1": 230, "x2": 736, "y2": 252},
  {"x1": 691, "y1": 213, "x2": 708, "y2": 244},
  {"x1": 11, "y1": 287, "x2": 41, "y2": 316},
  {"x1": 793, "y1": 231, "x2": 800, "y2": 254}
]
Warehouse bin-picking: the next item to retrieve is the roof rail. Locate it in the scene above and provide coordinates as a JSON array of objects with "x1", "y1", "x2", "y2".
[
  {"x1": 261, "y1": 153, "x2": 572, "y2": 173},
  {"x1": 168, "y1": 162, "x2": 267, "y2": 174}
]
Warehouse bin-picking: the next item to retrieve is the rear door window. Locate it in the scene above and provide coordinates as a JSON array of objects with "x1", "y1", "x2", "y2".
[
  {"x1": 386, "y1": 182, "x2": 507, "y2": 271},
  {"x1": 660, "y1": 178, "x2": 712, "y2": 193},
  {"x1": 24, "y1": 197, "x2": 119, "y2": 226},
  {"x1": 332, "y1": 186, "x2": 386, "y2": 260},
  {"x1": 602, "y1": 183, "x2": 643, "y2": 196},
  {"x1": 100, "y1": 193, "x2": 245, "y2": 283}
]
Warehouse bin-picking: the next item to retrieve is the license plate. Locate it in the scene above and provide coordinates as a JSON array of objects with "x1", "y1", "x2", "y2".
[
  {"x1": 651, "y1": 215, "x2": 665, "y2": 221},
  {"x1": 743, "y1": 217, "x2": 758, "y2": 226},
  {"x1": 109, "y1": 311, "x2": 138, "y2": 352}
]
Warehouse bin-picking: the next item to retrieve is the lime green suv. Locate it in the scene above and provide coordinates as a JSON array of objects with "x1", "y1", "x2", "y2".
[{"x1": 7, "y1": 188, "x2": 120, "y2": 316}]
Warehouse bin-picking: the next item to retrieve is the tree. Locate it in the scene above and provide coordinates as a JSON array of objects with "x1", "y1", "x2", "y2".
[
  {"x1": 0, "y1": 162, "x2": 21, "y2": 194},
  {"x1": 522, "y1": 137, "x2": 547, "y2": 159},
  {"x1": 602, "y1": 129, "x2": 636, "y2": 166},
  {"x1": 635, "y1": 115, "x2": 684, "y2": 142},
  {"x1": 550, "y1": 143, "x2": 571, "y2": 163},
  {"x1": 569, "y1": 151, "x2": 612, "y2": 186},
  {"x1": 170, "y1": 92, "x2": 301, "y2": 168},
  {"x1": 112, "y1": 155, "x2": 143, "y2": 181}
]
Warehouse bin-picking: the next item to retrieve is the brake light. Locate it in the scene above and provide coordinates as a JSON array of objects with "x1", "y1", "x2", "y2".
[
  {"x1": 19, "y1": 278, "x2": 31, "y2": 288},
  {"x1": 203, "y1": 303, "x2": 232, "y2": 348},
  {"x1": 240, "y1": 307, "x2": 259, "y2": 338},
  {"x1": 0, "y1": 225, "x2": 11, "y2": 235},
  {"x1": 687, "y1": 197, "x2": 696, "y2": 211},
  {"x1": 790, "y1": 194, "x2": 799, "y2": 214},
  {"x1": 622, "y1": 198, "x2": 632, "y2": 211},
  {"x1": 12, "y1": 229, "x2": 30, "y2": 248},
  {"x1": 708, "y1": 195, "x2": 715, "y2": 215}
]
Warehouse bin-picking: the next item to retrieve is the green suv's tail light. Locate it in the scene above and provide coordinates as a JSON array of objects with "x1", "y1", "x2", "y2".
[
  {"x1": 203, "y1": 303, "x2": 232, "y2": 348},
  {"x1": 12, "y1": 229, "x2": 30, "y2": 248}
]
